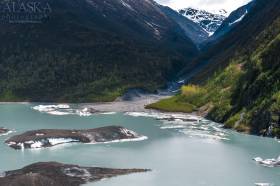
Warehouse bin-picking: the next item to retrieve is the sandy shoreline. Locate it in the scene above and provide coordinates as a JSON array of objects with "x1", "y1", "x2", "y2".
[
  {"x1": 82, "y1": 94, "x2": 170, "y2": 112},
  {"x1": 0, "y1": 90, "x2": 171, "y2": 113}
]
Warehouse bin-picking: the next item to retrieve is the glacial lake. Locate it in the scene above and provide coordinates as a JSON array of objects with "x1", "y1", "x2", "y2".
[{"x1": 0, "y1": 103, "x2": 280, "y2": 186}]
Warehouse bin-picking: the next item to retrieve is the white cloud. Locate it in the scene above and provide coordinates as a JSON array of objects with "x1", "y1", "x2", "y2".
[{"x1": 155, "y1": 0, "x2": 252, "y2": 14}]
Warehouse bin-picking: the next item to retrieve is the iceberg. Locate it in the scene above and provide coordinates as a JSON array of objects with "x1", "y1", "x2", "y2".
[{"x1": 254, "y1": 156, "x2": 280, "y2": 167}]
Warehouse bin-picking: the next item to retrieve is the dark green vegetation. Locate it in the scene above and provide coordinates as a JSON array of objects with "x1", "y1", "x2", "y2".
[
  {"x1": 149, "y1": 0, "x2": 280, "y2": 137},
  {"x1": 0, "y1": 0, "x2": 197, "y2": 102}
]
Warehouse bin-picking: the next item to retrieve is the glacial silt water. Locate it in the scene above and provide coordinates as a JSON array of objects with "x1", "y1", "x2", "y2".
[{"x1": 0, "y1": 104, "x2": 279, "y2": 186}]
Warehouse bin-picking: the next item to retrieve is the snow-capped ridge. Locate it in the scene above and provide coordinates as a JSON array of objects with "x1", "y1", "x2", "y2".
[{"x1": 178, "y1": 7, "x2": 227, "y2": 36}]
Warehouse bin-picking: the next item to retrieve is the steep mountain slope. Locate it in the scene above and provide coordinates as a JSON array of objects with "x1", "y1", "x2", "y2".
[
  {"x1": 178, "y1": 8, "x2": 227, "y2": 36},
  {"x1": 0, "y1": 0, "x2": 198, "y2": 102},
  {"x1": 148, "y1": 0, "x2": 280, "y2": 137},
  {"x1": 159, "y1": 6, "x2": 209, "y2": 45},
  {"x1": 180, "y1": 0, "x2": 280, "y2": 81},
  {"x1": 208, "y1": 1, "x2": 256, "y2": 43}
]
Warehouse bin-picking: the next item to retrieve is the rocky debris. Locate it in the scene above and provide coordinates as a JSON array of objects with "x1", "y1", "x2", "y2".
[
  {"x1": 196, "y1": 103, "x2": 214, "y2": 117},
  {"x1": 0, "y1": 162, "x2": 150, "y2": 186},
  {"x1": 5, "y1": 126, "x2": 147, "y2": 150}
]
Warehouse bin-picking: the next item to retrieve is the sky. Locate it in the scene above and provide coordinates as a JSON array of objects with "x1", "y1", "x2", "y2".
[{"x1": 155, "y1": 0, "x2": 252, "y2": 14}]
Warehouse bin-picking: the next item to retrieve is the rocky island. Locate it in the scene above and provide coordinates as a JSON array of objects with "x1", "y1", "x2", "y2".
[
  {"x1": 0, "y1": 162, "x2": 150, "y2": 186},
  {"x1": 6, "y1": 126, "x2": 147, "y2": 150}
]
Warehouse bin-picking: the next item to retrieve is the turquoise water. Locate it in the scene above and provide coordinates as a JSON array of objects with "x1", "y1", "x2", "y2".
[{"x1": 0, "y1": 104, "x2": 279, "y2": 186}]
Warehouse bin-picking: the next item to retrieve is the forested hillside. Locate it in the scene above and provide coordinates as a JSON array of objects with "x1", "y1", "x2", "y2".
[
  {"x1": 0, "y1": 0, "x2": 197, "y2": 102},
  {"x1": 148, "y1": 0, "x2": 280, "y2": 137}
]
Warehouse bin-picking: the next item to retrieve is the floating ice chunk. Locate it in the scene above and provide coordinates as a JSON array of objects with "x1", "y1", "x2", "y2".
[
  {"x1": 32, "y1": 105, "x2": 57, "y2": 112},
  {"x1": 100, "y1": 112, "x2": 117, "y2": 115},
  {"x1": 160, "y1": 125, "x2": 186, "y2": 129},
  {"x1": 255, "y1": 183, "x2": 273, "y2": 186},
  {"x1": 254, "y1": 157, "x2": 263, "y2": 162},
  {"x1": 77, "y1": 108, "x2": 92, "y2": 116},
  {"x1": 47, "y1": 111, "x2": 71, "y2": 116},
  {"x1": 125, "y1": 112, "x2": 202, "y2": 122},
  {"x1": 182, "y1": 131, "x2": 229, "y2": 141},
  {"x1": 254, "y1": 156, "x2": 280, "y2": 167},
  {"x1": 0, "y1": 130, "x2": 14, "y2": 136},
  {"x1": 57, "y1": 104, "x2": 70, "y2": 109},
  {"x1": 0, "y1": 171, "x2": 5, "y2": 178},
  {"x1": 126, "y1": 111, "x2": 228, "y2": 141},
  {"x1": 76, "y1": 107, "x2": 100, "y2": 116},
  {"x1": 33, "y1": 104, "x2": 69, "y2": 111}
]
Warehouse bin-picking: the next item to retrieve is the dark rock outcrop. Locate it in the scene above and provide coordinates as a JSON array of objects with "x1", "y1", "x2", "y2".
[
  {"x1": 0, "y1": 162, "x2": 150, "y2": 186},
  {"x1": 5, "y1": 126, "x2": 146, "y2": 150}
]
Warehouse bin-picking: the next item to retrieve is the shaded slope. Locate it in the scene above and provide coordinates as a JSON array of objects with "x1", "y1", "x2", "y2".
[
  {"x1": 0, "y1": 0, "x2": 197, "y2": 102},
  {"x1": 159, "y1": 6, "x2": 208, "y2": 45},
  {"x1": 207, "y1": 1, "x2": 256, "y2": 44}
]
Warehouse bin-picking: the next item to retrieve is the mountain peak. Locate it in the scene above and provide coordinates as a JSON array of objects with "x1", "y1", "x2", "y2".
[
  {"x1": 178, "y1": 7, "x2": 227, "y2": 36},
  {"x1": 210, "y1": 9, "x2": 228, "y2": 16}
]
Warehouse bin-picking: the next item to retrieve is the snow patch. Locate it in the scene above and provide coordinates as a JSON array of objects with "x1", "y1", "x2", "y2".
[
  {"x1": 145, "y1": 21, "x2": 161, "y2": 38},
  {"x1": 119, "y1": 0, "x2": 135, "y2": 11},
  {"x1": 64, "y1": 167, "x2": 91, "y2": 180},
  {"x1": 48, "y1": 138, "x2": 80, "y2": 146},
  {"x1": 179, "y1": 7, "x2": 226, "y2": 35},
  {"x1": 36, "y1": 133, "x2": 45, "y2": 136},
  {"x1": 229, "y1": 10, "x2": 248, "y2": 26},
  {"x1": 30, "y1": 141, "x2": 44, "y2": 148},
  {"x1": 8, "y1": 138, "x2": 80, "y2": 149},
  {"x1": 88, "y1": 136, "x2": 148, "y2": 145}
]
